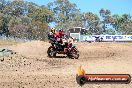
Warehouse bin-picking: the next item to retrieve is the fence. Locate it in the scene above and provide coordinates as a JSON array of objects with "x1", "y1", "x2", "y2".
[{"x1": 83, "y1": 35, "x2": 132, "y2": 42}]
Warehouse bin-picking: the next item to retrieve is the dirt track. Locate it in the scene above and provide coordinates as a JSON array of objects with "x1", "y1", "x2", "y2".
[{"x1": 0, "y1": 41, "x2": 132, "y2": 88}]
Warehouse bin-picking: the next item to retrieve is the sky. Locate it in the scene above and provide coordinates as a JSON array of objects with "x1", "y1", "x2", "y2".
[{"x1": 23, "y1": 0, "x2": 132, "y2": 16}]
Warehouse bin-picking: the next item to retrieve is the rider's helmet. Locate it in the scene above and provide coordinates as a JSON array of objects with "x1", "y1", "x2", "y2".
[
  {"x1": 58, "y1": 28, "x2": 64, "y2": 32},
  {"x1": 51, "y1": 28, "x2": 55, "y2": 34}
]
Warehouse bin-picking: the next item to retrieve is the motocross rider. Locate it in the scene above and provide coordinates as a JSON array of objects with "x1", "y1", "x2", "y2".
[
  {"x1": 55, "y1": 28, "x2": 65, "y2": 39},
  {"x1": 48, "y1": 28, "x2": 56, "y2": 45},
  {"x1": 54, "y1": 28, "x2": 68, "y2": 52}
]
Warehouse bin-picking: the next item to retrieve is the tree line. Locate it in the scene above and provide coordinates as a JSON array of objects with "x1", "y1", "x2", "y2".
[{"x1": 0, "y1": 0, "x2": 132, "y2": 40}]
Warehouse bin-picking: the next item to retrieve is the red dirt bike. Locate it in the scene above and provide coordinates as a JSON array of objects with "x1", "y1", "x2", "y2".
[{"x1": 47, "y1": 38, "x2": 79, "y2": 59}]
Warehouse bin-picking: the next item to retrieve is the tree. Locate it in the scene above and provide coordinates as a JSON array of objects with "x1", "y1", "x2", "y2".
[
  {"x1": 105, "y1": 29, "x2": 116, "y2": 35},
  {"x1": 99, "y1": 9, "x2": 111, "y2": 17},
  {"x1": 83, "y1": 12, "x2": 99, "y2": 27},
  {"x1": 2, "y1": 0, "x2": 27, "y2": 17},
  {"x1": 30, "y1": 20, "x2": 50, "y2": 40},
  {"x1": 82, "y1": 12, "x2": 103, "y2": 35},
  {"x1": 112, "y1": 14, "x2": 132, "y2": 34},
  {"x1": 47, "y1": 0, "x2": 80, "y2": 31},
  {"x1": 99, "y1": 8, "x2": 113, "y2": 33},
  {"x1": 27, "y1": 3, "x2": 54, "y2": 23},
  {"x1": 1, "y1": 0, "x2": 132, "y2": 41},
  {"x1": 0, "y1": 12, "x2": 11, "y2": 36}
]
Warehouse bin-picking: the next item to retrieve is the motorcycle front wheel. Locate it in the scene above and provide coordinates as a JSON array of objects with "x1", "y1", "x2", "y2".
[{"x1": 47, "y1": 46, "x2": 56, "y2": 58}]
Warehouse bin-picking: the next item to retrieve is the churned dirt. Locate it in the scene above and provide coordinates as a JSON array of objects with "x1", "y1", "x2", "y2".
[{"x1": 0, "y1": 40, "x2": 132, "y2": 88}]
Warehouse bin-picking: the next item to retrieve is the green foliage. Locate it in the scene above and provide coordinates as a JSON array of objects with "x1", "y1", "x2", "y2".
[
  {"x1": 112, "y1": 14, "x2": 132, "y2": 34},
  {"x1": 0, "y1": 0, "x2": 52, "y2": 40},
  {"x1": 0, "y1": 0, "x2": 132, "y2": 41},
  {"x1": 47, "y1": 0, "x2": 80, "y2": 30},
  {"x1": 27, "y1": 5, "x2": 54, "y2": 23},
  {"x1": 105, "y1": 29, "x2": 116, "y2": 35}
]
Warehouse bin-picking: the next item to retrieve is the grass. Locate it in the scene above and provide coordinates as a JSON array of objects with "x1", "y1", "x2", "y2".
[{"x1": 0, "y1": 40, "x2": 19, "y2": 47}]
